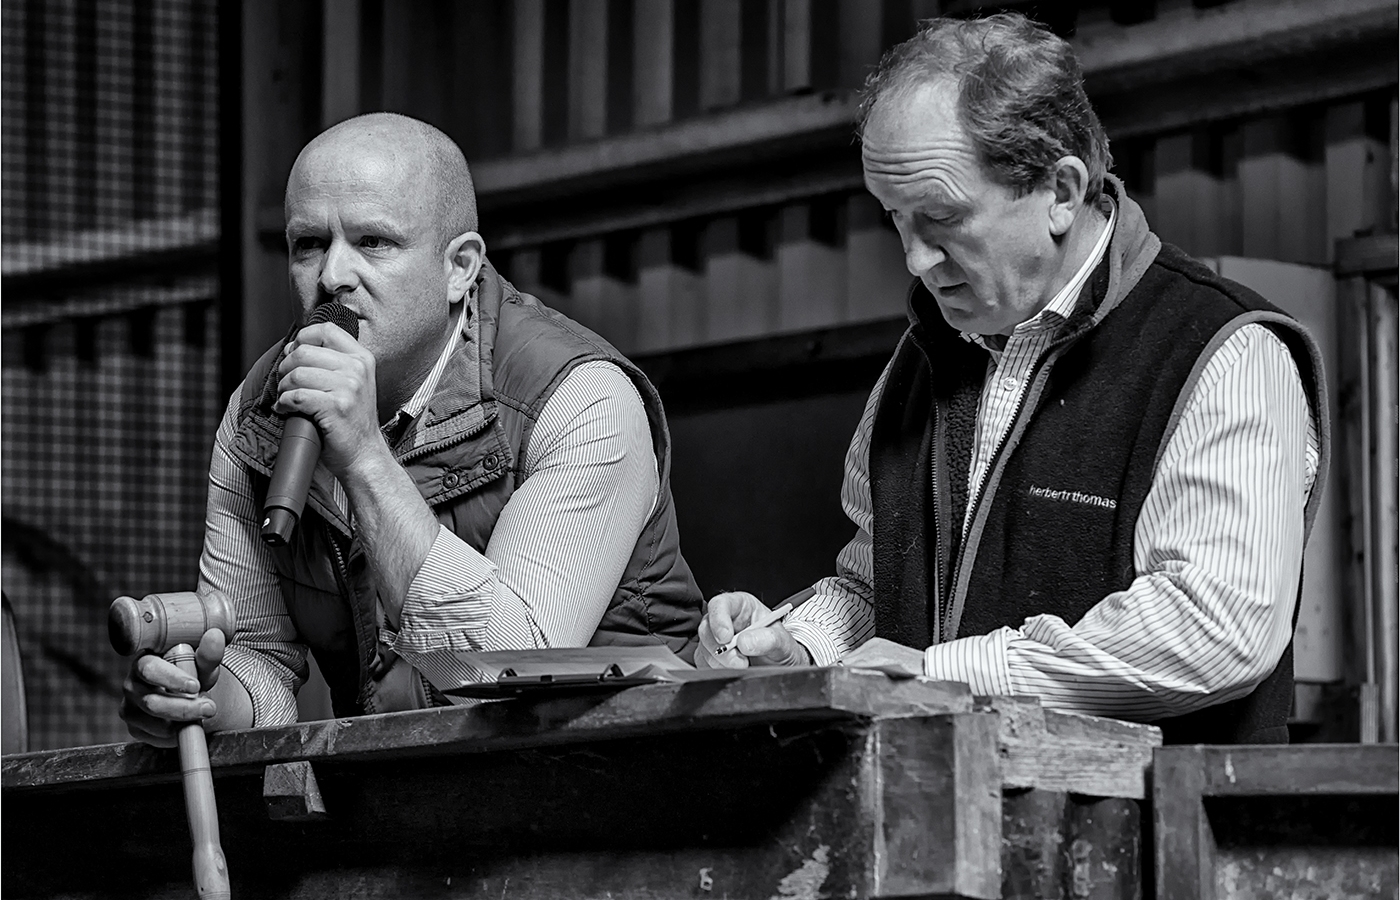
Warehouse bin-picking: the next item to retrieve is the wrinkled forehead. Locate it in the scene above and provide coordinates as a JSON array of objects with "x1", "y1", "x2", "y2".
[{"x1": 861, "y1": 78, "x2": 965, "y2": 158}]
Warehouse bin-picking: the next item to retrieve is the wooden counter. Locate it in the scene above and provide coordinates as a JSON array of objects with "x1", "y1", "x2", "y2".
[{"x1": 3, "y1": 667, "x2": 1163, "y2": 899}]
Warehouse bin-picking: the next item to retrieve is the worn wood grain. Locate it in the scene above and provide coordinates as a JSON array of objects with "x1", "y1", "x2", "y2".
[
  {"x1": 868, "y1": 713, "x2": 1001, "y2": 899},
  {"x1": 1003, "y1": 789, "x2": 1070, "y2": 900},
  {"x1": 976, "y1": 696, "x2": 1160, "y2": 799},
  {"x1": 1153, "y1": 745, "x2": 1216, "y2": 900},
  {"x1": 263, "y1": 760, "x2": 327, "y2": 822},
  {"x1": 1196, "y1": 744, "x2": 1399, "y2": 797},
  {"x1": 2, "y1": 669, "x2": 972, "y2": 792},
  {"x1": 4, "y1": 713, "x2": 1012, "y2": 900}
]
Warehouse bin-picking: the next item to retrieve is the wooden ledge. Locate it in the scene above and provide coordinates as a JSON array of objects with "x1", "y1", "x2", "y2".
[{"x1": 1, "y1": 668, "x2": 972, "y2": 792}]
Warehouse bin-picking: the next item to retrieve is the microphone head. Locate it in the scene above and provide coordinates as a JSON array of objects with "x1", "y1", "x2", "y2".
[{"x1": 307, "y1": 301, "x2": 359, "y2": 339}]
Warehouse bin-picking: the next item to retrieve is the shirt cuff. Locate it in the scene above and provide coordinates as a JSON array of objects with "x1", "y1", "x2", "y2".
[
  {"x1": 391, "y1": 524, "x2": 498, "y2": 655},
  {"x1": 923, "y1": 628, "x2": 1015, "y2": 697},
  {"x1": 785, "y1": 620, "x2": 843, "y2": 667}
]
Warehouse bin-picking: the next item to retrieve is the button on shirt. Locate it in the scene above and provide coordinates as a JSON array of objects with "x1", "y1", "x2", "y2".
[{"x1": 783, "y1": 204, "x2": 1320, "y2": 723}]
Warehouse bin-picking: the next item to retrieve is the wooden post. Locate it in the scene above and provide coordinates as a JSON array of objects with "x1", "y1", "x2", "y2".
[
  {"x1": 1153, "y1": 745, "x2": 1216, "y2": 900},
  {"x1": 777, "y1": 199, "x2": 847, "y2": 332},
  {"x1": 699, "y1": 0, "x2": 741, "y2": 110},
  {"x1": 320, "y1": 0, "x2": 360, "y2": 128},
  {"x1": 632, "y1": 0, "x2": 672, "y2": 127},
  {"x1": 1239, "y1": 112, "x2": 1327, "y2": 265},
  {"x1": 1002, "y1": 789, "x2": 1070, "y2": 900},
  {"x1": 703, "y1": 213, "x2": 778, "y2": 343},
  {"x1": 845, "y1": 192, "x2": 911, "y2": 324},
  {"x1": 837, "y1": 0, "x2": 882, "y2": 89},
  {"x1": 512, "y1": 0, "x2": 545, "y2": 152},
  {"x1": 1325, "y1": 99, "x2": 1391, "y2": 262},
  {"x1": 636, "y1": 226, "x2": 705, "y2": 351},
  {"x1": 867, "y1": 713, "x2": 1002, "y2": 899},
  {"x1": 1153, "y1": 130, "x2": 1223, "y2": 258},
  {"x1": 568, "y1": 0, "x2": 608, "y2": 141}
]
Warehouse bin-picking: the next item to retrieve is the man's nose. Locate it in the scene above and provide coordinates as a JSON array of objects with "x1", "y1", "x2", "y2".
[
  {"x1": 903, "y1": 235, "x2": 945, "y2": 277},
  {"x1": 318, "y1": 240, "x2": 358, "y2": 295}
]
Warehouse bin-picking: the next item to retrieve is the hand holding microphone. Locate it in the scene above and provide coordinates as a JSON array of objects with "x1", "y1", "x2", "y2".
[{"x1": 261, "y1": 301, "x2": 361, "y2": 546}]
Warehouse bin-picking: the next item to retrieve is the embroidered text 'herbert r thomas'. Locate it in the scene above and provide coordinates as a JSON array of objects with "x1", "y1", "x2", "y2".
[{"x1": 1028, "y1": 485, "x2": 1119, "y2": 510}]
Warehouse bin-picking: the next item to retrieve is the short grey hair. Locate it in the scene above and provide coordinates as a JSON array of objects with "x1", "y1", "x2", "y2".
[{"x1": 858, "y1": 13, "x2": 1112, "y2": 198}]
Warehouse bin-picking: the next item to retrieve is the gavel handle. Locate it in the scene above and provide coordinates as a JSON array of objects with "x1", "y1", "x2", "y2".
[{"x1": 167, "y1": 644, "x2": 232, "y2": 900}]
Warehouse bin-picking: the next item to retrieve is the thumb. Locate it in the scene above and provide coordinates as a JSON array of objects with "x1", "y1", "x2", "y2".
[
  {"x1": 195, "y1": 628, "x2": 226, "y2": 691},
  {"x1": 735, "y1": 626, "x2": 783, "y2": 659}
]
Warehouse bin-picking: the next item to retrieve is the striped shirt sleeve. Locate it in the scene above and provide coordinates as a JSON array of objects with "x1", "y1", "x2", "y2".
[
  {"x1": 782, "y1": 361, "x2": 890, "y2": 665},
  {"x1": 923, "y1": 323, "x2": 1319, "y2": 719},
  {"x1": 198, "y1": 360, "x2": 659, "y2": 721},
  {"x1": 196, "y1": 391, "x2": 305, "y2": 727},
  {"x1": 386, "y1": 361, "x2": 659, "y2": 689}
]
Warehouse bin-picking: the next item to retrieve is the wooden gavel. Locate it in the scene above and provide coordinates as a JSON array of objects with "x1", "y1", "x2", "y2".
[{"x1": 110, "y1": 590, "x2": 235, "y2": 900}]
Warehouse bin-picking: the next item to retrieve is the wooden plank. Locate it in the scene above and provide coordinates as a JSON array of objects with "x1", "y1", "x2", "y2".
[
  {"x1": 1153, "y1": 130, "x2": 1223, "y2": 258},
  {"x1": 1239, "y1": 114, "x2": 1315, "y2": 263},
  {"x1": 837, "y1": 0, "x2": 883, "y2": 89},
  {"x1": 1066, "y1": 797, "x2": 1141, "y2": 900},
  {"x1": 845, "y1": 192, "x2": 912, "y2": 323},
  {"x1": 1325, "y1": 98, "x2": 1392, "y2": 263},
  {"x1": 702, "y1": 213, "x2": 779, "y2": 343},
  {"x1": 977, "y1": 696, "x2": 1160, "y2": 800},
  {"x1": 1335, "y1": 232, "x2": 1400, "y2": 278},
  {"x1": 511, "y1": 0, "x2": 545, "y2": 151},
  {"x1": 1153, "y1": 745, "x2": 1217, "y2": 900},
  {"x1": 776, "y1": 199, "x2": 847, "y2": 332},
  {"x1": 1, "y1": 669, "x2": 974, "y2": 792},
  {"x1": 631, "y1": 0, "x2": 671, "y2": 127},
  {"x1": 1368, "y1": 282, "x2": 1399, "y2": 742},
  {"x1": 262, "y1": 760, "x2": 327, "y2": 821},
  {"x1": 3, "y1": 712, "x2": 1014, "y2": 900},
  {"x1": 1075, "y1": 0, "x2": 1397, "y2": 91},
  {"x1": 567, "y1": 0, "x2": 608, "y2": 141},
  {"x1": 1196, "y1": 744, "x2": 1399, "y2": 797},
  {"x1": 868, "y1": 713, "x2": 1002, "y2": 899},
  {"x1": 569, "y1": 235, "x2": 639, "y2": 352},
  {"x1": 320, "y1": 0, "x2": 360, "y2": 127},
  {"x1": 474, "y1": 90, "x2": 858, "y2": 204},
  {"x1": 635, "y1": 225, "x2": 705, "y2": 350},
  {"x1": 1002, "y1": 789, "x2": 1070, "y2": 900},
  {"x1": 781, "y1": 0, "x2": 811, "y2": 93},
  {"x1": 699, "y1": 0, "x2": 741, "y2": 110}
]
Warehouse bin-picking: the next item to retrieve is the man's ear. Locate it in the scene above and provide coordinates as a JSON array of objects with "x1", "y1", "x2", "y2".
[
  {"x1": 1047, "y1": 156, "x2": 1091, "y2": 237},
  {"x1": 444, "y1": 232, "x2": 486, "y2": 303}
]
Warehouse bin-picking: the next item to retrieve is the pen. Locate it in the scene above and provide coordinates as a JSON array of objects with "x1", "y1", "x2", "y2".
[{"x1": 713, "y1": 602, "x2": 793, "y2": 656}]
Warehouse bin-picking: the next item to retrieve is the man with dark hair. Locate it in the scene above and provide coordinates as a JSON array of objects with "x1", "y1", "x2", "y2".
[
  {"x1": 697, "y1": 14, "x2": 1328, "y2": 745},
  {"x1": 122, "y1": 113, "x2": 701, "y2": 741}
]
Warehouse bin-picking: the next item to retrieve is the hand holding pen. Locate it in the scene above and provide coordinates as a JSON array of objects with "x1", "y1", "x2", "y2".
[{"x1": 696, "y1": 593, "x2": 810, "y2": 669}]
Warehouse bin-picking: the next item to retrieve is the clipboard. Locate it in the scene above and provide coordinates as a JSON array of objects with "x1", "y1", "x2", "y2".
[{"x1": 443, "y1": 663, "x2": 670, "y2": 699}]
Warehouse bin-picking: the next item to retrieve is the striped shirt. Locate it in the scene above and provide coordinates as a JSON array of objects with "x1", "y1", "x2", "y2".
[
  {"x1": 203, "y1": 308, "x2": 658, "y2": 725},
  {"x1": 785, "y1": 213, "x2": 1320, "y2": 723}
]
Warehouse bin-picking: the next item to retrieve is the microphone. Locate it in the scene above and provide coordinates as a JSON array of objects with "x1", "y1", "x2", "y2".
[{"x1": 260, "y1": 301, "x2": 359, "y2": 547}]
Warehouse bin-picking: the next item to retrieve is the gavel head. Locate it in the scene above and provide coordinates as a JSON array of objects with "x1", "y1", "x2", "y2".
[{"x1": 108, "y1": 590, "x2": 237, "y2": 657}]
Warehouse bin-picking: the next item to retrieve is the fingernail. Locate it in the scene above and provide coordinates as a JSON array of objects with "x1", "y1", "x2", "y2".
[
  {"x1": 184, "y1": 680, "x2": 200, "y2": 694},
  {"x1": 199, "y1": 702, "x2": 216, "y2": 717}
]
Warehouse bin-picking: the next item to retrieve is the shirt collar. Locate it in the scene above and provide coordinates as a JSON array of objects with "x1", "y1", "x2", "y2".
[
  {"x1": 964, "y1": 197, "x2": 1117, "y2": 351},
  {"x1": 381, "y1": 300, "x2": 470, "y2": 437}
]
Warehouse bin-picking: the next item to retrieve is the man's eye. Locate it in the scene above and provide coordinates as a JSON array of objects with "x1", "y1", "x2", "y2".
[
  {"x1": 291, "y1": 237, "x2": 324, "y2": 252},
  {"x1": 360, "y1": 235, "x2": 391, "y2": 249}
]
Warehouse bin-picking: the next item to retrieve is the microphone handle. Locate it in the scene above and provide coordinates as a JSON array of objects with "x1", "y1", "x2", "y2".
[{"x1": 260, "y1": 414, "x2": 321, "y2": 547}]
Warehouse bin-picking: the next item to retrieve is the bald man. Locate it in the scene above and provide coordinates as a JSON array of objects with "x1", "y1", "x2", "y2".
[{"x1": 122, "y1": 114, "x2": 702, "y2": 742}]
